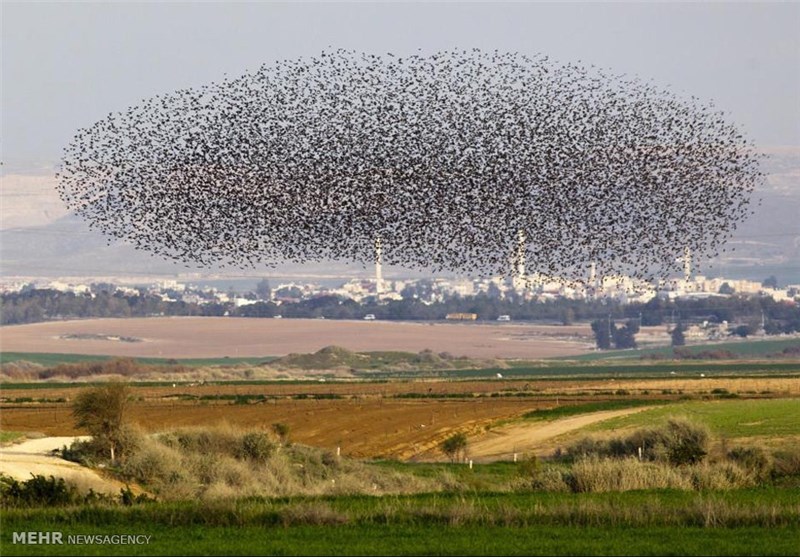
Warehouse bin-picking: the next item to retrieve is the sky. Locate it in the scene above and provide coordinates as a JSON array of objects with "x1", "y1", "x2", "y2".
[
  {"x1": 2, "y1": 1, "x2": 800, "y2": 169},
  {"x1": 1, "y1": 1, "x2": 799, "y2": 283}
]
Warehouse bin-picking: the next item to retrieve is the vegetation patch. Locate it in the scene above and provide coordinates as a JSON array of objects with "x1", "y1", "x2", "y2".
[
  {"x1": 523, "y1": 399, "x2": 668, "y2": 420},
  {"x1": 586, "y1": 398, "x2": 800, "y2": 438}
]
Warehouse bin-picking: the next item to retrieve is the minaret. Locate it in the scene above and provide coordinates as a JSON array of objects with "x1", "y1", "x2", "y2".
[
  {"x1": 375, "y1": 236, "x2": 384, "y2": 294},
  {"x1": 512, "y1": 229, "x2": 527, "y2": 291},
  {"x1": 589, "y1": 261, "x2": 597, "y2": 287},
  {"x1": 683, "y1": 246, "x2": 692, "y2": 282}
]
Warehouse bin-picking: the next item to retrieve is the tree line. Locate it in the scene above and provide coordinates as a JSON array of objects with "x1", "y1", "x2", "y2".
[{"x1": 3, "y1": 288, "x2": 799, "y2": 337}]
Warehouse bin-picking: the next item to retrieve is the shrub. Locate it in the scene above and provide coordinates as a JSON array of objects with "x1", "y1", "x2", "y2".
[
  {"x1": 664, "y1": 418, "x2": 709, "y2": 466},
  {"x1": 561, "y1": 418, "x2": 709, "y2": 466},
  {"x1": 727, "y1": 446, "x2": 772, "y2": 480},
  {"x1": 0, "y1": 475, "x2": 79, "y2": 506},
  {"x1": 690, "y1": 461, "x2": 756, "y2": 490},
  {"x1": 772, "y1": 447, "x2": 800, "y2": 479},
  {"x1": 567, "y1": 457, "x2": 692, "y2": 493},
  {"x1": 530, "y1": 468, "x2": 570, "y2": 492},
  {"x1": 237, "y1": 432, "x2": 274, "y2": 462},
  {"x1": 272, "y1": 422, "x2": 290, "y2": 444},
  {"x1": 440, "y1": 433, "x2": 468, "y2": 463},
  {"x1": 121, "y1": 441, "x2": 186, "y2": 486},
  {"x1": 517, "y1": 454, "x2": 540, "y2": 478}
]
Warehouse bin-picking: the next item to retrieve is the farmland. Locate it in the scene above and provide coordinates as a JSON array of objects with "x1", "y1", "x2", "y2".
[
  {"x1": 2, "y1": 326, "x2": 800, "y2": 556},
  {"x1": 2, "y1": 372, "x2": 799, "y2": 460},
  {"x1": 3, "y1": 491, "x2": 800, "y2": 555},
  {"x1": 0, "y1": 317, "x2": 594, "y2": 360}
]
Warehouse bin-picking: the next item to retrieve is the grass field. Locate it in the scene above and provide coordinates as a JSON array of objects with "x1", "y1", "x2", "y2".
[
  {"x1": 0, "y1": 352, "x2": 277, "y2": 368},
  {"x1": 558, "y1": 337, "x2": 800, "y2": 361},
  {"x1": 2, "y1": 490, "x2": 799, "y2": 556},
  {"x1": 587, "y1": 398, "x2": 800, "y2": 438},
  {"x1": 522, "y1": 399, "x2": 670, "y2": 420},
  {"x1": 0, "y1": 431, "x2": 25, "y2": 444}
]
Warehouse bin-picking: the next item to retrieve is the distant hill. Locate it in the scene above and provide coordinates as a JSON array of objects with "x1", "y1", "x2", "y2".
[{"x1": 270, "y1": 345, "x2": 501, "y2": 372}]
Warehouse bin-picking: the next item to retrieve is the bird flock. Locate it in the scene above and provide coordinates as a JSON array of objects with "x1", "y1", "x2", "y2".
[{"x1": 56, "y1": 49, "x2": 762, "y2": 283}]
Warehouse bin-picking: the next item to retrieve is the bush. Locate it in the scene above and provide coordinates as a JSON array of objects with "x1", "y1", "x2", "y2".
[
  {"x1": 0, "y1": 475, "x2": 79, "y2": 506},
  {"x1": 272, "y1": 422, "x2": 290, "y2": 444},
  {"x1": 121, "y1": 442, "x2": 186, "y2": 486},
  {"x1": 567, "y1": 457, "x2": 693, "y2": 493},
  {"x1": 664, "y1": 418, "x2": 709, "y2": 466},
  {"x1": 517, "y1": 454, "x2": 540, "y2": 478},
  {"x1": 237, "y1": 432, "x2": 274, "y2": 462},
  {"x1": 440, "y1": 433, "x2": 468, "y2": 463},
  {"x1": 530, "y1": 468, "x2": 570, "y2": 492},
  {"x1": 727, "y1": 446, "x2": 772, "y2": 480},
  {"x1": 561, "y1": 418, "x2": 709, "y2": 466},
  {"x1": 771, "y1": 448, "x2": 800, "y2": 479}
]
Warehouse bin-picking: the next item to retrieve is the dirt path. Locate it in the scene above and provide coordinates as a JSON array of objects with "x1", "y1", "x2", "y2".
[
  {"x1": 462, "y1": 407, "x2": 657, "y2": 462},
  {"x1": 0, "y1": 436, "x2": 127, "y2": 495}
]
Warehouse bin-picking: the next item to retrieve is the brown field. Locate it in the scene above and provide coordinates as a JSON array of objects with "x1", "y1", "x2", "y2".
[
  {"x1": 0, "y1": 398, "x2": 547, "y2": 460},
  {"x1": 3, "y1": 376, "x2": 798, "y2": 460},
  {"x1": 0, "y1": 317, "x2": 594, "y2": 359},
  {"x1": 5, "y1": 376, "x2": 799, "y2": 401}
]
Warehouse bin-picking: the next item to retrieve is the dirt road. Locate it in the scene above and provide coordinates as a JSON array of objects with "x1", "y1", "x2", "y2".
[
  {"x1": 0, "y1": 436, "x2": 125, "y2": 495},
  {"x1": 462, "y1": 407, "x2": 657, "y2": 462}
]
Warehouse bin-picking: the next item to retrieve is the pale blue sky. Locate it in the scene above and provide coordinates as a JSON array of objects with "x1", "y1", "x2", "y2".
[{"x1": 2, "y1": 1, "x2": 799, "y2": 166}]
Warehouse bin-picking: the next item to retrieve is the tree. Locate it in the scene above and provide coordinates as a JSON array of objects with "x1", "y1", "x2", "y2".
[
  {"x1": 591, "y1": 318, "x2": 612, "y2": 350},
  {"x1": 730, "y1": 324, "x2": 754, "y2": 338},
  {"x1": 612, "y1": 320, "x2": 638, "y2": 349},
  {"x1": 440, "y1": 433, "x2": 468, "y2": 463},
  {"x1": 72, "y1": 382, "x2": 130, "y2": 463},
  {"x1": 671, "y1": 323, "x2": 686, "y2": 347},
  {"x1": 719, "y1": 282, "x2": 735, "y2": 295},
  {"x1": 761, "y1": 275, "x2": 778, "y2": 289}
]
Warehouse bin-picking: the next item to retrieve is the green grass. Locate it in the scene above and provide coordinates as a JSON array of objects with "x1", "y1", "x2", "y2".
[
  {"x1": 431, "y1": 361, "x2": 800, "y2": 380},
  {"x1": 372, "y1": 460, "x2": 523, "y2": 490},
  {"x1": 0, "y1": 431, "x2": 25, "y2": 444},
  {"x1": 0, "y1": 353, "x2": 277, "y2": 368},
  {"x1": 522, "y1": 399, "x2": 670, "y2": 421},
  {"x1": 2, "y1": 524, "x2": 798, "y2": 556},
  {"x1": 557, "y1": 338, "x2": 800, "y2": 362},
  {"x1": 587, "y1": 398, "x2": 800, "y2": 438},
  {"x1": 3, "y1": 350, "x2": 800, "y2": 382},
  {"x1": 2, "y1": 490, "x2": 799, "y2": 555}
]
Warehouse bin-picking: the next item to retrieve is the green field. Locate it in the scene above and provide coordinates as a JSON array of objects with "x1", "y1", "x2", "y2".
[
  {"x1": 2, "y1": 490, "x2": 799, "y2": 556},
  {"x1": 587, "y1": 398, "x2": 800, "y2": 438},
  {"x1": 431, "y1": 360, "x2": 800, "y2": 380},
  {"x1": 522, "y1": 399, "x2": 671, "y2": 420},
  {"x1": 3, "y1": 524, "x2": 798, "y2": 556},
  {"x1": 2, "y1": 349, "x2": 800, "y2": 382},
  {"x1": 0, "y1": 353, "x2": 277, "y2": 368},
  {"x1": 557, "y1": 337, "x2": 800, "y2": 362}
]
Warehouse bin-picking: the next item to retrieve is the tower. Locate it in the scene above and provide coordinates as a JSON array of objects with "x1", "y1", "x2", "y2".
[
  {"x1": 683, "y1": 246, "x2": 692, "y2": 282},
  {"x1": 512, "y1": 229, "x2": 527, "y2": 291},
  {"x1": 375, "y1": 236, "x2": 384, "y2": 294}
]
